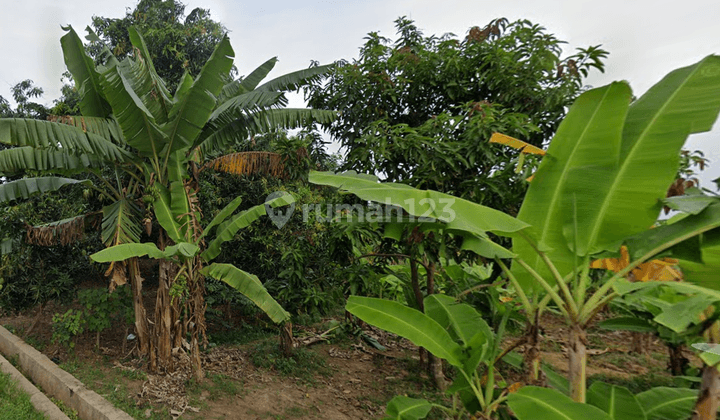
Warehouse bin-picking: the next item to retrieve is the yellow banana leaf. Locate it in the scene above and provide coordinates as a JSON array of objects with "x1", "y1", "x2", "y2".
[{"x1": 591, "y1": 245, "x2": 682, "y2": 281}]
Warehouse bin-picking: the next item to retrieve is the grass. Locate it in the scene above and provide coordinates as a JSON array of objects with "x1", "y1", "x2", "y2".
[
  {"x1": 250, "y1": 339, "x2": 331, "y2": 383},
  {"x1": 186, "y1": 373, "x2": 241, "y2": 407},
  {"x1": 0, "y1": 371, "x2": 47, "y2": 420},
  {"x1": 59, "y1": 358, "x2": 170, "y2": 420}
]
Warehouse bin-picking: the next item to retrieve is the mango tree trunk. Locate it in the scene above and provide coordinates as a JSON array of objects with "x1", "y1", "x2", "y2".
[{"x1": 568, "y1": 324, "x2": 588, "y2": 403}]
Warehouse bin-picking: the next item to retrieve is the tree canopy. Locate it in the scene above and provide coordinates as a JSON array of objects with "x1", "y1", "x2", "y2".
[
  {"x1": 88, "y1": 0, "x2": 230, "y2": 92},
  {"x1": 306, "y1": 17, "x2": 607, "y2": 212}
]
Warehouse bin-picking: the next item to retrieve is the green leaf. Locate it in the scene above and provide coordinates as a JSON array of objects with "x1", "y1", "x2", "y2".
[
  {"x1": 99, "y1": 61, "x2": 168, "y2": 159},
  {"x1": 590, "y1": 55, "x2": 720, "y2": 253},
  {"x1": 384, "y1": 396, "x2": 433, "y2": 420},
  {"x1": 624, "y1": 203, "x2": 720, "y2": 290},
  {"x1": 201, "y1": 263, "x2": 289, "y2": 323},
  {"x1": 598, "y1": 317, "x2": 656, "y2": 333},
  {"x1": 0, "y1": 119, "x2": 131, "y2": 162},
  {"x1": 635, "y1": 387, "x2": 697, "y2": 420},
  {"x1": 587, "y1": 382, "x2": 646, "y2": 420},
  {"x1": 199, "y1": 108, "x2": 336, "y2": 155},
  {"x1": 202, "y1": 193, "x2": 294, "y2": 262},
  {"x1": 165, "y1": 35, "x2": 234, "y2": 155},
  {"x1": 200, "y1": 196, "x2": 243, "y2": 241},
  {"x1": 653, "y1": 294, "x2": 719, "y2": 332},
  {"x1": 515, "y1": 56, "x2": 720, "y2": 290},
  {"x1": 153, "y1": 184, "x2": 182, "y2": 243},
  {"x1": 309, "y1": 171, "x2": 528, "y2": 245},
  {"x1": 218, "y1": 57, "x2": 277, "y2": 102},
  {"x1": 424, "y1": 294, "x2": 491, "y2": 371},
  {"x1": 507, "y1": 386, "x2": 612, "y2": 420},
  {"x1": 345, "y1": 296, "x2": 464, "y2": 367},
  {"x1": 60, "y1": 25, "x2": 112, "y2": 117},
  {"x1": 169, "y1": 181, "x2": 192, "y2": 240},
  {"x1": 543, "y1": 364, "x2": 570, "y2": 396},
  {"x1": 91, "y1": 243, "x2": 166, "y2": 262},
  {"x1": 101, "y1": 199, "x2": 142, "y2": 247},
  {"x1": 512, "y1": 82, "x2": 631, "y2": 289},
  {"x1": 0, "y1": 177, "x2": 89, "y2": 203},
  {"x1": 127, "y1": 27, "x2": 172, "y2": 122},
  {"x1": 256, "y1": 63, "x2": 333, "y2": 92},
  {"x1": 663, "y1": 195, "x2": 718, "y2": 215}
]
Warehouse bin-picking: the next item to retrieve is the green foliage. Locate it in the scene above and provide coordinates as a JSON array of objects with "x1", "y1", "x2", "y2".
[
  {"x1": 508, "y1": 383, "x2": 697, "y2": 420},
  {"x1": 307, "y1": 17, "x2": 606, "y2": 209},
  {"x1": 347, "y1": 294, "x2": 510, "y2": 419},
  {"x1": 197, "y1": 173, "x2": 351, "y2": 318},
  {"x1": 79, "y1": 286, "x2": 134, "y2": 335},
  {"x1": 0, "y1": 80, "x2": 50, "y2": 120},
  {"x1": 88, "y1": 0, "x2": 230, "y2": 92},
  {"x1": 51, "y1": 286, "x2": 133, "y2": 350},
  {"x1": 249, "y1": 338, "x2": 330, "y2": 382},
  {"x1": 52, "y1": 308, "x2": 84, "y2": 350}
]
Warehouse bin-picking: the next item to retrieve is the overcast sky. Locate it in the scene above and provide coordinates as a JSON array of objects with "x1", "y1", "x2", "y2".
[{"x1": 1, "y1": 0, "x2": 719, "y2": 186}]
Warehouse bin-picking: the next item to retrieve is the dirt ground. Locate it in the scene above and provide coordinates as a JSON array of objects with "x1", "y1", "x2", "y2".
[{"x1": 0, "y1": 293, "x2": 693, "y2": 420}]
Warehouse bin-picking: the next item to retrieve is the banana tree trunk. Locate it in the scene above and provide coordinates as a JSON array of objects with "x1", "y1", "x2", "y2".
[
  {"x1": 692, "y1": 364, "x2": 720, "y2": 420},
  {"x1": 127, "y1": 257, "x2": 149, "y2": 356},
  {"x1": 568, "y1": 324, "x2": 588, "y2": 403},
  {"x1": 153, "y1": 259, "x2": 174, "y2": 372}
]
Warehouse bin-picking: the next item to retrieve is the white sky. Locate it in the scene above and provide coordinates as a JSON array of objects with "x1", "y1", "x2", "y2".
[{"x1": 1, "y1": 0, "x2": 719, "y2": 186}]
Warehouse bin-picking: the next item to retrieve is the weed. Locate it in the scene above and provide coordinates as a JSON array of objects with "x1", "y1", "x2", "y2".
[
  {"x1": 51, "y1": 397, "x2": 80, "y2": 420},
  {"x1": 0, "y1": 372, "x2": 46, "y2": 420},
  {"x1": 250, "y1": 339, "x2": 331, "y2": 382},
  {"x1": 187, "y1": 373, "x2": 240, "y2": 403}
]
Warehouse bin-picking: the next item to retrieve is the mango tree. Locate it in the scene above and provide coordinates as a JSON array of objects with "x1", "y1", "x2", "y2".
[{"x1": 0, "y1": 25, "x2": 334, "y2": 372}]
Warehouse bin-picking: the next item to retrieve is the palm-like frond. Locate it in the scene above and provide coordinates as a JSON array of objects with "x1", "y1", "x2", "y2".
[
  {"x1": 202, "y1": 152, "x2": 285, "y2": 178},
  {"x1": 60, "y1": 26, "x2": 112, "y2": 118},
  {"x1": 218, "y1": 57, "x2": 278, "y2": 102},
  {"x1": 0, "y1": 119, "x2": 131, "y2": 161},
  {"x1": 99, "y1": 63, "x2": 168, "y2": 158},
  {"x1": 201, "y1": 263, "x2": 290, "y2": 324},
  {"x1": 46, "y1": 116, "x2": 125, "y2": 146},
  {"x1": 163, "y1": 35, "x2": 234, "y2": 156},
  {"x1": 0, "y1": 146, "x2": 106, "y2": 176},
  {"x1": 127, "y1": 27, "x2": 172, "y2": 122},
  {"x1": 198, "y1": 108, "x2": 336, "y2": 156},
  {"x1": 0, "y1": 177, "x2": 89, "y2": 203},
  {"x1": 255, "y1": 63, "x2": 334, "y2": 92},
  {"x1": 101, "y1": 199, "x2": 143, "y2": 247}
]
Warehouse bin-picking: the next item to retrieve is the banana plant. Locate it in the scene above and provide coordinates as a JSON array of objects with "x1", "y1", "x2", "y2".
[
  {"x1": 0, "y1": 24, "x2": 334, "y2": 372},
  {"x1": 508, "y1": 382, "x2": 698, "y2": 420},
  {"x1": 496, "y1": 55, "x2": 720, "y2": 402},
  {"x1": 91, "y1": 190, "x2": 294, "y2": 378},
  {"x1": 347, "y1": 294, "x2": 513, "y2": 419}
]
